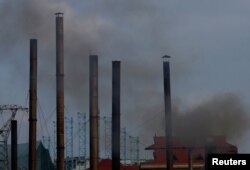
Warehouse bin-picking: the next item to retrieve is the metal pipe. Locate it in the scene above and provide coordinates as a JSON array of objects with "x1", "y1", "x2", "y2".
[
  {"x1": 163, "y1": 61, "x2": 173, "y2": 170},
  {"x1": 11, "y1": 120, "x2": 17, "y2": 170},
  {"x1": 55, "y1": 12, "x2": 65, "y2": 170},
  {"x1": 89, "y1": 55, "x2": 99, "y2": 170},
  {"x1": 29, "y1": 39, "x2": 37, "y2": 170},
  {"x1": 112, "y1": 61, "x2": 121, "y2": 170},
  {"x1": 188, "y1": 148, "x2": 193, "y2": 170}
]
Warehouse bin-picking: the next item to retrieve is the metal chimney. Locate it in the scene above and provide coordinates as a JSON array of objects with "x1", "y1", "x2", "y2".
[
  {"x1": 55, "y1": 12, "x2": 65, "y2": 170},
  {"x1": 11, "y1": 120, "x2": 17, "y2": 170},
  {"x1": 29, "y1": 39, "x2": 37, "y2": 170},
  {"x1": 89, "y1": 55, "x2": 99, "y2": 170},
  {"x1": 163, "y1": 59, "x2": 173, "y2": 170},
  {"x1": 188, "y1": 148, "x2": 193, "y2": 170},
  {"x1": 112, "y1": 61, "x2": 121, "y2": 170}
]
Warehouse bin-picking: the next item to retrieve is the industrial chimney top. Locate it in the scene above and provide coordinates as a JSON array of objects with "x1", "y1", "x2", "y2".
[
  {"x1": 162, "y1": 55, "x2": 171, "y2": 62},
  {"x1": 55, "y1": 12, "x2": 64, "y2": 17},
  {"x1": 162, "y1": 55, "x2": 171, "y2": 59}
]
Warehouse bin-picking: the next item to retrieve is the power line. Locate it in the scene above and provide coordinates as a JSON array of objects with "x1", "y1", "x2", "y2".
[
  {"x1": 126, "y1": 109, "x2": 164, "y2": 135},
  {"x1": 37, "y1": 99, "x2": 51, "y2": 137}
]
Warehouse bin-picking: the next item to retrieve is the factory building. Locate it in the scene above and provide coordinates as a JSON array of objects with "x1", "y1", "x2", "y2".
[
  {"x1": 140, "y1": 135, "x2": 237, "y2": 170},
  {"x1": 87, "y1": 135, "x2": 237, "y2": 170}
]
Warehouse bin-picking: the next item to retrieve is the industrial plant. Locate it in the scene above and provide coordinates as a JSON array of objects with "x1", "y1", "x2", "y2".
[{"x1": 0, "y1": 11, "x2": 240, "y2": 170}]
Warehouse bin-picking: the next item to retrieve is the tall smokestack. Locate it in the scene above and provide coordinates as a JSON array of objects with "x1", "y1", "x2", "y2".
[
  {"x1": 188, "y1": 148, "x2": 193, "y2": 170},
  {"x1": 55, "y1": 12, "x2": 65, "y2": 170},
  {"x1": 163, "y1": 58, "x2": 173, "y2": 170},
  {"x1": 11, "y1": 120, "x2": 17, "y2": 170},
  {"x1": 29, "y1": 39, "x2": 37, "y2": 170},
  {"x1": 112, "y1": 61, "x2": 121, "y2": 170},
  {"x1": 89, "y1": 55, "x2": 99, "y2": 170}
]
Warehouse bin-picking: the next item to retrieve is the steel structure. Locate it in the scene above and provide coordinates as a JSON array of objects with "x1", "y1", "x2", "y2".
[
  {"x1": 78, "y1": 112, "x2": 87, "y2": 170},
  {"x1": 103, "y1": 116, "x2": 112, "y2": 158},
  {"x1": 136, "y1": 137, "x2": 140, "y2": 162},
  {"x1": 65, "y1": 117, "x2": 73, "y2": 170},
  {"x1": 129, "y1": 136, "x2": 140, "y2": 164},
  {"x1": 121, "y1": 128, "x2": 127, "y2": 163},
  {"x1": 0, "y1": 105, "x2": 28, "y2": 170},
  {"x1": 53, "y1": 121, "x2": 56, "y2": 163}
]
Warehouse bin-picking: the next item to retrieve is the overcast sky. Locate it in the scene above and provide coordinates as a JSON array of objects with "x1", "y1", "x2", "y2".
[{"x1": 1, "y1": 0, "x2": 250, "y2": 157}]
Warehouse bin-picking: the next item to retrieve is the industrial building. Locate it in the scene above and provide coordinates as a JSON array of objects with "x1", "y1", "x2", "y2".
[
  {"x1": 84, "y1": 135, "x2": 237, "y2": 170},
  {"x1": 140, "y1": 135, "x2": 237, "y2": 170}
]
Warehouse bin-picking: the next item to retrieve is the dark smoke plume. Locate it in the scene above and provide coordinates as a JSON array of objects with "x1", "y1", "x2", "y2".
[
  {"x1": 1, "y1": 0, "x2": 249, "y2": 155},
  {"x1": 0, "y1": 0, "x2": 180, "y2": 151},
  {"x1": 173, "y1": 93, "x2": 249, "y2": 146},
  {"x1": 0, "y1": 0, "x2": 188, "y2": 130}
]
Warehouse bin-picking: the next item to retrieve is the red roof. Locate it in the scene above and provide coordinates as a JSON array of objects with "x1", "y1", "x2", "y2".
[
  {"x1": 146, "y1": 136, "x2": 186, "y2": 150},
  {"x1": 86, "y1": 159, "x2": 139, "y2": 170},
  {"x1": 141, "y1": 135, "x2": 237, "y2": 168},
  {"x1": 146, "y1": 135, "x2": 237, "y2": 150}
]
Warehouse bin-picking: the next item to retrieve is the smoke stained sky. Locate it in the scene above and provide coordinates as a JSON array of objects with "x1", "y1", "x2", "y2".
[
  {"x1": 1, "y1": 0, "x2": 250, "y2": 156},
  {"x1": 173, "y1": 93, "x2": 249, "y2": 146}
]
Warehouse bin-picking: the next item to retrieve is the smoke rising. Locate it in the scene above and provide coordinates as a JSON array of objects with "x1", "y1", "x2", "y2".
[
  {"x1": 1, "y1": 0, "x2": 250, "y2": 155},
  {"x1": 173, "y1": 93, "x2": 249, "y2": 146},
  {"x1": 0, "y1": 0, "x2": 177, "y2": 151},
  {"x1": 0, "y1": 1, "x2": 184, "y2": 118}
]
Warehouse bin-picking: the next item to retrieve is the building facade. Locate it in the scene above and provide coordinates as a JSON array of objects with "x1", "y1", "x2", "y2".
[{"x1": 140, "y1": 136, "x2": 237, "y2": 170}]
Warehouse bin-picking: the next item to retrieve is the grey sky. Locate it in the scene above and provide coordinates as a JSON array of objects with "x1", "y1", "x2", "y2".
[{"x1": 1, "y1": 0, "x2": 250, "y2": 157}]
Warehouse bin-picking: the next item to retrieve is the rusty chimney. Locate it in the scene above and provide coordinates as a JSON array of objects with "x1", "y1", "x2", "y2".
[
  {"x1": 11, "y1": 120, "x2": 17, "y2": 170},
  {"x1": 29, "y1": 39, "x2": 37, "y2": 170},
  {"x1": 55, "y1": 12, "x2": 65, "y2": 170},
  {"x1": 89, "y1": 55, "x2": 99, "y2": 170},
  {"x1": 112, "y1": 61, "x2": 121, "y2": 170},
  {"x1": 163, "y1": 58, "x2": 173, "y2": 170}
]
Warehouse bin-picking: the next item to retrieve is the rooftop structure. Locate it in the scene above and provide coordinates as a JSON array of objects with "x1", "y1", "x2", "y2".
[{"x1": 140, "y1": 136, "x2": 237, "y2": 170}]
